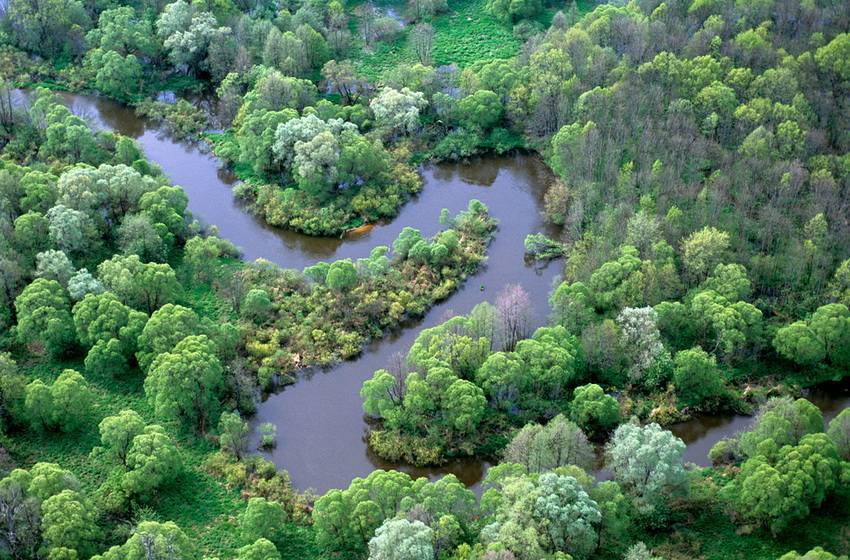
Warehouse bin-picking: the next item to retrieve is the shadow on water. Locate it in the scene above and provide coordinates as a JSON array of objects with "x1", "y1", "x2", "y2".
[{"x1": 19, "y1": 90, "x2": 850, "y2": 494}]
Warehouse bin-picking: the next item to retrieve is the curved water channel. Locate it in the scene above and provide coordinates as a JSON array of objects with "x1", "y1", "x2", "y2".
[{"x1": 22, "y1": 91, "x2": 850, "y2": 494}]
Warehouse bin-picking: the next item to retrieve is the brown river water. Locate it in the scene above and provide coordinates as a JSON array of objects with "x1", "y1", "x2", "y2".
[{"x1": 19, "y1": 91, "x2": 850, "y2": 494}]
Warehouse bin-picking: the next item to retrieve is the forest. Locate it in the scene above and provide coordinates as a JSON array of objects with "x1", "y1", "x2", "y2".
[{"x1": 0, "y1": 0, "x2": 849, "y2": 559}]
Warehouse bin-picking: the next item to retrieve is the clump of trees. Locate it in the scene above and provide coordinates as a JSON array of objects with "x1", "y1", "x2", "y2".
[
  {"x1": 773, "y1": 303, "x2": 850, "y2": 369},
  {"x1": 503, "y1": 414, "x2": 595, "y2": 472},
  {"x1": 218, "y1": 71, "x2": 424, "y2": 236},
  {"x1": 229, "y1": 200, "x2": 496, "y2": 385},
  {"x1": 313, "y1": 470, "x2": 477, "y2": 558},
  {"x1": 24, "y1": 369, "x2": 94, "y2": 432},
  {"x1": 715, "y1": 397, "x2": 850, "y2": 535},
  {"x1": 361, "y1": 286, "x2": 620, "y2": 465},
  {"x1": 310, "y1": 440, "x2": 693, "y2": 560},
  {"x1": 0, "y1": 463, "x2": 95, "y2": 559}
]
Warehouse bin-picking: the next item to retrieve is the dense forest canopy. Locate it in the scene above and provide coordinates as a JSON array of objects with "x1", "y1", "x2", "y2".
[{"x1": 0, "y1": 0, "x2": 849, "y2": 559}]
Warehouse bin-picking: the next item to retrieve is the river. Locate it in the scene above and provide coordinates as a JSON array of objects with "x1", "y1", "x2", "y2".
[{"x1": 19, "y1": 91, "x2": 850, "y2": 494}]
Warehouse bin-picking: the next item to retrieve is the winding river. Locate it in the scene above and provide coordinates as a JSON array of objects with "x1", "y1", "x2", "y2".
[{"x1": 20, "y1": 91, "x2": 850, "y2": 494}]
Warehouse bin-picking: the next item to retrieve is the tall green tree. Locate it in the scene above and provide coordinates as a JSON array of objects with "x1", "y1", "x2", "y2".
[
  {"x1": 605, "y1": 422, "x2": 688, "y2": 516},
  {"x1": 122, "y1": 425, "x2": 182, "y2": 499},
  {"x1": 97, "y1": 254, "x2": 179, "y2": 314},
  {"x1": 15, "y1": 279, "x2": 75, "y2": 356},
  {"x1": 145, "y1": 335, "x2": 223, "y2": 432}
]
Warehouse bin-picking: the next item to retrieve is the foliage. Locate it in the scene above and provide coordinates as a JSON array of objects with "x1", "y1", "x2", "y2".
[
  {"x1": 145, "y1": 334, "x2": 224, "y2": 432},
  {"x1": 363, "y1": 301, "x2": 581, "y2": 464},
  {"x1": 503, "y1": 414, "x2": 595, "y2": 473},
  {"x1": 672, "y1": 347, "x2": 725, "y2": 409},
  {"x1": 122, "y1": 424, "x2": 183, "y2": 499},
  {"x1": 219, "y1": 411, "x2": 251, "y2": 461},
  {"x1": 739, "y1": 398, "x2": 824, "y2": 459},
  {"x1": 24, "y1": 369, "x2": 93, "y2": 432},
  {"x1": 313, "y1": 470, "x2": 474, "y2": 558},
  {"x1": 368, "y1": 519, "x2": 434, "y2": 560},
  {"x1": 239, "y1": 497, "x2": 287, "y2": 547},
  {"x1": 721, "y1": 433, "x2": 844, "y2": 534},
  {"x1": 98, "y1": 254, "x2": 180, "y2": 314},
  {"x1": 605, "y1": 421, "x2": 688, "y2": 516},
  {"x1": 238, "y1": 538, "x2": 282, "y2": 560},
  {"x1": 569, "y1": 383, "x2": 620, "y2": 440},
  {"x1": 774, "y1": 304, "x2": 850, "y2": 368},
  {"x1": 481, "y1": 469, "x2": 602, "y2": 559},
  {"x1": 97, "y1": 409, "x2": 145, "y2": 465},
  {"x1": 15, "y1": 278, "x2": 75, "y2": 356}
]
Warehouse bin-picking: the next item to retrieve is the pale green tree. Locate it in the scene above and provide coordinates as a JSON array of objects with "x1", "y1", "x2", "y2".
[
  {"x1": 35, "y1": 250, "x2": 75, "y2": 286},
  {"x1": 368, "y1": 519, "x2": 434, "y2": 560},
  {"x1": 370, "y1": 87, "x2": 427, "y2": 137},
  {"x1": 605, "y1": 422, "x2": 688, "y2": 515},
  {"x1": 67, "y1": 269, "x2": 103, "y2": 301},
  {"x1": 46, "y1": 204, "x2": 96, "y2": 256},
  {"x1": 533, "y1": 472, "x2": 602, "y2": 558}
]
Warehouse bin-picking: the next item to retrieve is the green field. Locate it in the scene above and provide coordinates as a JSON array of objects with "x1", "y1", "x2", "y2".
[{"x1": 349, "y1": 0, "x2": 596, "y2": 78}]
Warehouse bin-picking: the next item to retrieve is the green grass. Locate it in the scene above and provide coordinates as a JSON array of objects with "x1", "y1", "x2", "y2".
[
  {"x1": 349, "y1": 0, "x2": 597, "y2": 79},
  {"x1": 644, "y1": 488, "x2": 850, "y2": 559}
]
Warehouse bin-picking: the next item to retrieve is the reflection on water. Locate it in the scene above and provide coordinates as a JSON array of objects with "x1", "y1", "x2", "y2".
[{"x1": 19, "y1": 90, "x2": 850, "y2": 493}]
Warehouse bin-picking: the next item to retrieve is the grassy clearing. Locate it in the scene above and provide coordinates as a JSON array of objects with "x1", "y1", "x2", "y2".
[{"x1": 349, "y1": 0, "x2": 597, "y2": 79}]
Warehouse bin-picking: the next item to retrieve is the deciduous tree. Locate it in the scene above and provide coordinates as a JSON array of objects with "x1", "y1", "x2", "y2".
[
  {"x1": 15, "y1": 278, "x2": 75, "y2": 356},
  {"x1": 145, "y1": 334, "x2": 223, "y2": 432},
  {"x1": 570, "y1": 384, "x2": 620, "y2": 440},
  {"x1": 239, "y1": 497, "x2": 287, "y2": 546},
  {"x1": 605, "y1": 422, "x2": 687, "y2": 515}
]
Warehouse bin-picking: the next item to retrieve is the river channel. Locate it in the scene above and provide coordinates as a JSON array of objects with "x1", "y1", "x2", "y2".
[{"x1": 21, "y1": 91, "x2": 850, "y2": 494}]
